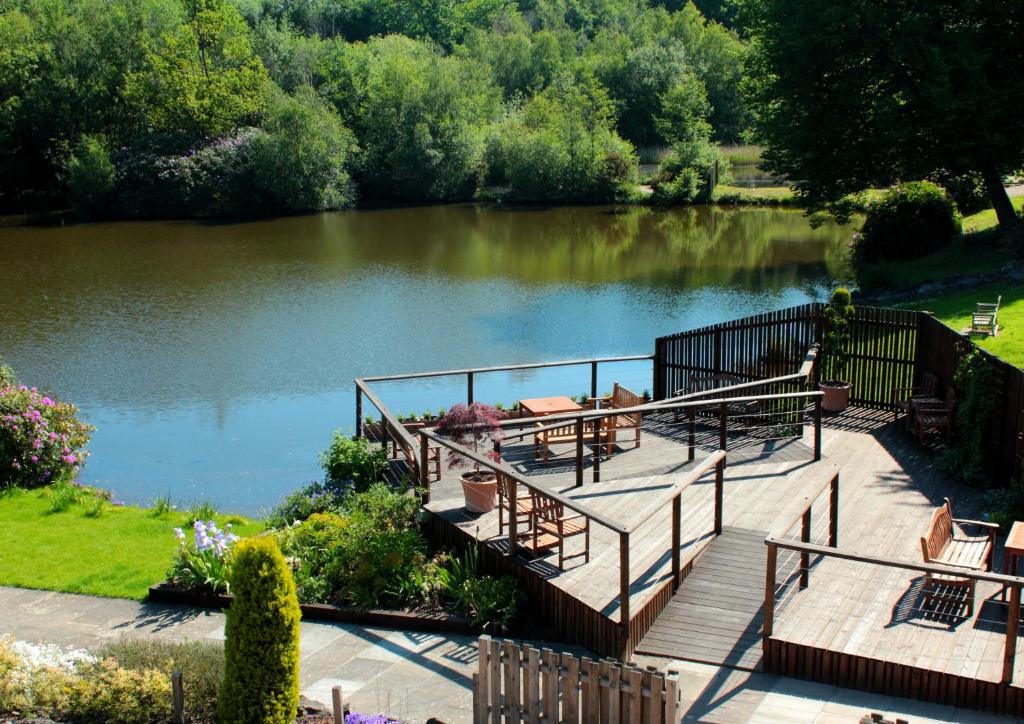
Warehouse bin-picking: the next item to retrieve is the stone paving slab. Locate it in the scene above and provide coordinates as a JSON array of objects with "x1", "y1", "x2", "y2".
[{"x1": 0, "y1": 587, "x2": 1012, "y2": 722}]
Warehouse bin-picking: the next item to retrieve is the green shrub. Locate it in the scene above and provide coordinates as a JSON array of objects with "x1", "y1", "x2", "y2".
[
  {"x1": 45, "y1": 481, "x2": 90, "y2": 513},
  {"x1": 265, "y1": 481, "x2": 341, "y2": 528},
  {"x1": 0, "y1": 358, "x2": 14, "y2": 388},
  {"x1": 219, "y1": 536, "x2": 300, "y2": 724},
  {"x1": 167, "y1": 520, "x2": 240, "y2": 595},
  {"x1": 853, "y1": 181, "x2": 961, "y2": 264},
  {"x1": 100, "y1": 638, "x2": 223, "y2": 724},
  {"x1": 983, "y1": 487, "x2": 1024, "y2": 529},
  {"x1": 66, "y1": 134, "x2": 115, "y2": 219},
  {"x1": 459, "y1": 575, "x2": 522, "y2": 632},
  {"x1": 64, "y1": 659, "x2": 172, "y2": 723},
  {"x1": 930, "y1": 171, "x2": 990, "y2": 216},
  {"x1": 320, "y1": 432, "x2": 389, "y2": 492},
  {"x1": 820, "y1": 288, "x2": 854, "y2": 382},
  {"x1": 650, "y1": 140, "x2": 720, "y2": 205},
  {"x1": 942, "y1": 349, "x2": 999, "y2": 485}
]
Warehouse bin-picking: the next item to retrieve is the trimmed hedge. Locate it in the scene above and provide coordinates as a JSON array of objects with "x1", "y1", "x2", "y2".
[{"x1": 853, "y1": 181, "x2": 961, "y2": 264}]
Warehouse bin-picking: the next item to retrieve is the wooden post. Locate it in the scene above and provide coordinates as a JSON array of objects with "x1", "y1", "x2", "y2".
[
  {"x1": 814, "y1": 397, "x2": 822, "y2": 461},
  {"x1": 687, "y1": 407, "x2": 696, "y2": 461},
  {"x1": 419, "y1": 433, "x2": 430, "y2": 503},
  {"x1": 467, "y1": 371, "x2": 474, "y2": 406},
  {"x1": 719, "y1": 402, "x2": 728, "y2": 451},
  {"x1": 476, "y1": 636, "x2": 491, "y2": 724},
  {"x1": 672, "y1": 493, "x2": 681, "y2": 590},
  {"x1": 620, "y1": 531, "x2": 631, "y2": 630},
  {"x1": 332, "y1": 685, "x2": 344, "y2": 724},
  {"x1": 714, "y1": 457, "x2": 724, "y2": 536},
  {"x1": 355, "y1": 387, "x2": 363, "y2": 439},
  {"x1": 1004, "y1": 583, "x2": 1020, "y2": 684},
  {"x1": 800, "y1": 508, "x2": 811, "y2": 589},
  {"x1": 593, "y1": 420, "x2": 602, "y2": 483},
  {"x1": 575, "y1": 419, "x2": 584, "y2": 488},
  {"x1": 764, "y1": 542, "x2": 777, "y2": 640},
  {"x1": 380, "y1": 413, "x2": 388, "y2": 450},
  {"x1": 171, "y1": 671, "x2": 184, "y2": 724},
  {"x1": 591, "y1": 361, "x2": 598, "y2": 401},
  {"x1": 829, "y1": 472, "x2": 839, "y2": 547},
  {"x1": 508, "y1": 476, "x2": 518, "y2": 557}
]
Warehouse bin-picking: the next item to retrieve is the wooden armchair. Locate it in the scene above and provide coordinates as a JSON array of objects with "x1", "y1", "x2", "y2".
[
  {"x1": 913, "y1": 387, "x2": 956, "y2": 445},
  {"x1": 529, "y1": 490, "x2": 590, "y2": 570},
  {"x1": 920, "y1": 498, "x2": 997, "y2": 616},
  {"x1": 970, "y1": 296, "x2": 1001, "y2": 337},
  {"x1": 596, "y1": 383, "x2": 643, "y2": 449},
  {"x1": 496, "y1": 473, "x2": 533, "y2": 539},
  {"x1": 892, "y1": 372, "x2": 939, "y2": 426}
]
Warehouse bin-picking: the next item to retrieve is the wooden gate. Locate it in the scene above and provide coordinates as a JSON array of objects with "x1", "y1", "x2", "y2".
[{"x1": 473, "y1": 636, "x2": 681, "y2": 723}]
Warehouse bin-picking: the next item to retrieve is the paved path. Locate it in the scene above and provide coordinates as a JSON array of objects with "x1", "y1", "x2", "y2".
[{"x1": 0, "y1": 587, "x2": 1013, "y2": 722}]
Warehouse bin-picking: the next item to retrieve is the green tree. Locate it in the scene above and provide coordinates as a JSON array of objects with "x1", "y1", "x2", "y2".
[
  {"x1": 218, "y1": 536, "x2": 300, "y2": 724},
  {"x1": 128, "y1": 0, "x2": 268, "y2": 137},
  {"x1": 742, "y1": 0, "x2": 1024, "y2": 229},
  {"x1": 66, "y1": 134, "x2": 115, "y2": 219}
]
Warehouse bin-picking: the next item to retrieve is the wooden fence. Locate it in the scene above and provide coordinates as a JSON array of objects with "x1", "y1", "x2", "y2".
[{"x1": 473, "y1": 636, "x2": 681, "y2": 723}]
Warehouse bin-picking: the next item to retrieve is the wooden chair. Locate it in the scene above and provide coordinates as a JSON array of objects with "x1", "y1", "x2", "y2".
[
  {"x1": 533, "y1": 417, "x2": 614, "y2": 463},
  {"x1": 892, "y1": 372, "x2": 939, "y2": 426},
  {"x1": 496, "y1": 473, "x2": 533, "y2": 538},
  {"x1": 919, "y1": 498, "x2": 996, "y2": 616},
  {"x1": 971, "y1": 296, "x2": 1002, "y2": 336},
  {"x1": 529, "y1": 490, "x2": 590, "y2": 570},
  {"x1": 595, "y1": 383, "x2": 642, "y2": 449},
  {"x1": 913, "y1": 386, "x2": 955, "y2": 445}
]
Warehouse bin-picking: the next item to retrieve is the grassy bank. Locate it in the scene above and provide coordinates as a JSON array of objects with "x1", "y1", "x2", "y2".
[{"x1": 0, "y1": 487, "x2": 260, "y2": 599}]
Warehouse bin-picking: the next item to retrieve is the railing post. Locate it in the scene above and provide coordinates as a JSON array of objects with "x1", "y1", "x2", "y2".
[
  {"x1": 800, "y1": 508, "x2": 811, "y2": 589},
  {"x1": 714, "y1": 457, "x2": 724, "y2": 536},
  {"x1": 672, "y1": 494, "x2": 681, "y2": 590},
  {"x1": 575, "y1": 419, "x2": 584, "y2": 488},
  {"x1": 814, "y1": 397, "x2": 822, "y2": 461},
  {"x1": 467, "y1": 371, "x2": 474, "y2": 406},
  {"x1": 829, "y1": 472, "x2": 839, "y2": 547},
  {"x1": 419, "y1": 433, "x2": 430, "y2": 503},
  {"x1": 355, "y1": 386, "x2": 363, "y2": 439},
  {"x1": 380, "y1": 413, "x2": 388, "y2": 451},
  {"x1": 764, "y1": 542, "x2": 777, "y2": 642},
  {"x1": 508, "y1": 476, "x2": 518, "y2": 557},
  {"x1": 687, "y1": 407, "x2": 696, "y2": 461},
  {"x1": 620, "y1": 531, "x2": 631, "y2": 629},
  {"x1": 1004, "y1": 583, "x2": 1020, "y2": 684},
  {"x1": 591, "y1": 361, "x2": 598, "y2": 401},
  {"x1": 592, "y1": 420, "x2": 601, "y2": 483},
  {"x1": 719, "y1": 402, "x2": 728, "y2": 451}
]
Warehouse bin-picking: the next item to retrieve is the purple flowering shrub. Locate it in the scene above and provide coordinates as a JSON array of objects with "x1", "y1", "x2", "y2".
[
  {"x1": 167, "y1": 520, "x2": 240, "y2": 595},
  {"x1": 0, "y1": 384, "x2": 94, "y2": 489}
]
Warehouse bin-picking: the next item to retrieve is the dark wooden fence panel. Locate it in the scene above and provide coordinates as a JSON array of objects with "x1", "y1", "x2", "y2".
[{"x1": 844, "y1": 306, "x2": 918, "y2": 409}]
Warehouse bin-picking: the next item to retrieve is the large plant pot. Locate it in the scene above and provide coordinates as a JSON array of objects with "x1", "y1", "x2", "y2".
[
  {"x1": 461, "y1": 471, "x2": 498, "y2": 513},
  {"x1": 820, "y1": 381, "x2": 852, "y2": 413}
]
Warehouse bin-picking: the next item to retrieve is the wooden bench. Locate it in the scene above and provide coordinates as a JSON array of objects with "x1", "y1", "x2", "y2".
[
  {"x1": 892, "y1": 371, "x2": 939, "y2": 426},
  {"x1": 920, "y1": 498, "x2": 997, "y2": 616},
  {"x1": 596, "y1": 382, "x2": 643, "y2": 450},
  {"x1": 533, "y1": 418, "x2": 613, "y2": 463}
]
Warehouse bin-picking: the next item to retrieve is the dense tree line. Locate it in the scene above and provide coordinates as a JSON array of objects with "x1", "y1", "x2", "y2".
[{"x1": 0, "y1": 0, "x2": 746, "y2": 217}]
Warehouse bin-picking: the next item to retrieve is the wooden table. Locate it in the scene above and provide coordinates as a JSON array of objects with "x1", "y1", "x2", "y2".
[
  {"x1": 518, "y1": 396, "x2": 583, "y2": 417},
  {"x1": 1002, "y1": 521, "x2": 1024, "y2": 600}
]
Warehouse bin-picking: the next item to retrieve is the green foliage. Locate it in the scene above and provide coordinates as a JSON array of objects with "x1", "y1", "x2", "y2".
[
  {"x1": 942, "y1": 350, "x2": 999, "y2": 486},
  {"x1": 650, "y1": 139, "x2": 720, "y2": 204},
  {"x1": 62, "y1": 659, "x2": 174, "y2": 723},
  {"x1": 44, "y1": 481, "x2": 91, "y2": 513},
  {"x1": 984, "y1": 487, "x2": 1024, "y2": 529},
  {"x1": 150, "y1": 493, "x2": 175, "y2": 517},
  {"x1": 219, "y1": 536, "x2": 300, "y2": 724},
  {"x1": 854, "y1": 182, "x2": 961, "y2": 265},
  {"x1": 167, "y1": 519, "x2": 239, "y2": 595},
  {"x1": 66, "y1": 134, "x2": 115, "y2": 219},
  {"x1": 458, "y1": 574, "x2": 522, "y2": 632},
  {"x1": 319, "y1": 431, "x2": 389, "y2": 491},
  {"x1": 100, "y1": 637, "x2": 223, "y2": 724},
  {"x1": 186, "y1": 499, "x2": 219, "y2": 524},
  {"x1": 0, "y1": 358, "x2": 15, "y2": 388},
  {"x1": 820, "y1": 287, "x2": 853, "y2": 382}
]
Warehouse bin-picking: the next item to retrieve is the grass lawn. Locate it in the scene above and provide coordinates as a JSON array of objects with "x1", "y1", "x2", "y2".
[
  {"x1": 0, "y1": 487, "x2": 261, "y2": 599},
  {"x1": 901, "y1": 282, "x2": 1024, "y2": 368},
  {"x1": 713, "y1": 184, "x2": 796, "y2": 203}
]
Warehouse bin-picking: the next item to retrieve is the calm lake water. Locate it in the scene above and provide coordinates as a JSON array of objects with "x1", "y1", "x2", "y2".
[{"x1": 0, "y1": 204, "x2": 853, "y2": 514}]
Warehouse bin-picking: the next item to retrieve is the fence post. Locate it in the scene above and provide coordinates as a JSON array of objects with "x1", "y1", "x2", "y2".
[
  {"x1": 1004, "y1": 583, "x2": 1020, "y2": 684},
  {"x1": 591, "y1": 361, "x2": 598, "y2": 401},
  {"x1": 672, "y1": 493, "x2": 681, "y2": 590},
  {"x1": 575, "y1": 419, "x2": 584, "y2": 488},
  {"x1": 714, "y1": 457, "x2": 724, "y2": 536},
  {"x1": 508, "y1": 476, "x2": 518, "y2": 557},
  {"x1": 332, "y1": 685, "x2": 344, "y2": 724},
  {"x1": 467, "y1": 371, "x2": 474, "y2": 406},
  {"x1": 593, "y1": 421, "x2": 602, "y2": 483},
  {"x1": 800, "y1": 508, "x2": 811, "y2": 589},
  {"x1": 719, "y1": 402, "x2": 728, "y2": 451},
  {"x1": 355, "y1": 386, "x2": 363, "y2": 439},
  {"x1": 419, "y1": 433, "x2": 430, "y2": 503},
  {"x1": 619, "y1": 531, "x2": 631, "y2": 633},
  {"x1": 171, "y1": 671, "x2": 184, "y2": 724},
  {"x1": 687, "y1": 407, "x2": 696, "y2": 461},
  {"x1": 814, "y1": 397, "x2": 822, "y2": 461},
  {"x1": 829, "y1": 472, "x2": 839, "y2": 547},
  {"x1": 764, "y1": 542, "x2": 777, "y2": 642},
  {"x1": 380, "y1": 413, "x2": 388, "y2": 451}
]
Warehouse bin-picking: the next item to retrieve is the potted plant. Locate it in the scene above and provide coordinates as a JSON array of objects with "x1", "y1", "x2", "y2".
[
  {"x1": 435, "y1": 403, "x2": 507, "y2": 513},
  {"x1": 820, "y1": 287, "x2": 854, "y2": 412}
]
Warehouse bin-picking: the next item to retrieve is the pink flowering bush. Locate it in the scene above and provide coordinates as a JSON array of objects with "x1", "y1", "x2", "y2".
[{"x1": 0, "y1": 384, "x2": 94, "y2": 489}]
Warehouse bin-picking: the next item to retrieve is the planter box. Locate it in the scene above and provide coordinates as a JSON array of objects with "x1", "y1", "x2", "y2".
[{"x1": 148, "y1": 582, "x2": 476, "y2": 634}]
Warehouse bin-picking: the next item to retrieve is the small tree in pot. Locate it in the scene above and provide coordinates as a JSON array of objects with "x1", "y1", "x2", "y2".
[
  {"x1": 820, "y1": 287, "x2": 854, "y2": 412},
  {"x1": 435, "y1": 403, "x2": 507, "y2": 513}
]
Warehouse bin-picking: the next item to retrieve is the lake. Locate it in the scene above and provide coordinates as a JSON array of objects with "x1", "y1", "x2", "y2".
[{"x1": 0, "y1": 204, "x2": 853, "y2": 514}]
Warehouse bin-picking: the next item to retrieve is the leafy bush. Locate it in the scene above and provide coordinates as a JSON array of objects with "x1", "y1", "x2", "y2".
[
  {"x1": 650, "y1": 140, "x2": 720, "y2": 205},
  {"x1": 930, "y1": 171, "x2": 990, "y2": 216},
  {"x1": 820, "y1": 288, "x2": 854, "y2": 382},
  {"x1": 63, "y1": 659, "x2": 172, "y2": 723},
  {"x1": 320, "y1": 432, "x2": 389, "y2": 491},
  {"x1": 459, "y1": 575, "x2": 522, "y2": 632},
  {"x1": 942, "y1": 349, "x2": 999, "y2": 485},
  {"x1": 100, "y1": 638, "x2": 223, "y2": 724},
  {"x1": 219, "y1": 536, "x2": 300, "y2": 724},
  {"x1": 983, "y1": 487, "x2": 1024, "y2": 529},
  {"x1": 853, "y1": 181, "x2": 962, "y2": 264},
  {"x1": 0, "y1": 358, "x2": 14, "y2": 388},
  {"x1": 66, "y1": 134, "x2": 115, "y2": 218},
  {"x1": 167, "y1": 520, "x2": 240, "y2": 595},
  {"x1": 0, "y1": 384, "x2": 94, "y2": 489},
  {"x1": 265, "y1": 480, "x2": 341, "y2": 528}
]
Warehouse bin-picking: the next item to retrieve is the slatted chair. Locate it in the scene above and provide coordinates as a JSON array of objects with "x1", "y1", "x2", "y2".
[
  {"x1": 595, "y1": 383, "x2": 643, "y2": 449},
  {"x1": 913, "y1": 386, "x2": 956, "y2": 445},
  {"x1": 533, "y1": 417, "x2": 614, "y2": 463},
  {"x1": 971, "y1": 295, "x2": 1002, "y2": 337},
  {"x1": 496, "y1": 472, "x2": 533, "y2": 539},
  {"x1": 919, "y1": 498, "x2": 996, "y2": 616},
  {"x1": 892, "y1": 372, "x2": 940, "y2": 426},
  {"x1": 529, "y1": 490, "x2": 590, "y2": 570}
]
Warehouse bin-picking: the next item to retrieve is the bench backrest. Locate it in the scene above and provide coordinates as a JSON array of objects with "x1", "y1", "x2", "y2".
[
  {"x1": 541, "y1": 417, "x2": 608, "y2": 440},
  {"x1": 610, "y1": 383, "x2": 643, "y2": 423},
  {"x1": 919, "y1": 372, "x2": 939, "y2": 397},
  {"x1": 530, "y1": 489, "x2": 566, "y2": 523},
  {"x1": 920, "y1": 497, "x2": 954, "y2": 563}
]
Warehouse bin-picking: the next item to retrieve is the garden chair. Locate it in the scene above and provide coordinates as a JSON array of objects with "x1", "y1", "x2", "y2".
[
  {"x1": 913, "y1": 386, "x2": 956, "y2": 445},
  {"x1": 496, "y1": 472, "x2": 533, "y2": 539},
  {"x1": 969, "y1": 295, "x2": 1001, "y2": 336},
  {"x1": 594, "y1": 383, "x2": 643, "y2": 449},
  {"x1": 892, "y1": 372, "x2": 939, "y2": 426},
  {"x1": 920, "y1": 498, "x2": 996, "y2": 616},
  {"x1": 529, "y1": 490, "x2": 590, "y2": 570}
]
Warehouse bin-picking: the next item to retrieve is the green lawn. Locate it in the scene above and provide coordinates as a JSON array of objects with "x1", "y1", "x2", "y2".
[
  {"x1": 713, "y1": 184, "x2": 796, "y2": 204},
  {"x1": 0, "y1": 488, "x2": 261, "y2": 599},
  {"x1": 902, "y1": 282, "x2": 1023, "y2": 368}
]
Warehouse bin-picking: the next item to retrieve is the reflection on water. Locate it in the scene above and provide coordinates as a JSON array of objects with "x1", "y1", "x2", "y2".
[{"x1": 0, "y1": 204, "x2": 852, "y2": 512}]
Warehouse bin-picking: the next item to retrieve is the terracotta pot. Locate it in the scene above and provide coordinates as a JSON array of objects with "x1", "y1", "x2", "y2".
[
  {"x1": 820, "y1": 381, "x2": 852, "y2": 413},
  {"x1": 461, "y1": 471, "x2": 498, "y2": 513}
]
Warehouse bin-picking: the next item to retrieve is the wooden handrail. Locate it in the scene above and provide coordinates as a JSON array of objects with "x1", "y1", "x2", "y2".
[
  {"x1": 357, "y1": 354, "x2": 654, "y2": 383},
  {"x1": 623, "y1": 451, "x2": 727, "y2": 535},
  {"x1": 355, "y1": 379, "x2": 420, "y2": 473}
]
